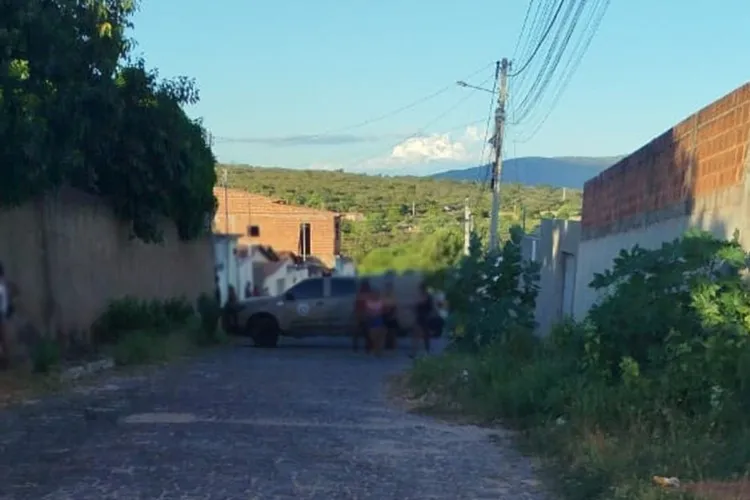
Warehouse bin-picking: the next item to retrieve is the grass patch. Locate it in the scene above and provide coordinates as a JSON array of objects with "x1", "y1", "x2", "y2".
[
  {"x1": 0, "y1": 294, "x2": 227, "y2": 407},
  {"x1": 406, "y1": 346, "x2": 750, "y2": 500}
]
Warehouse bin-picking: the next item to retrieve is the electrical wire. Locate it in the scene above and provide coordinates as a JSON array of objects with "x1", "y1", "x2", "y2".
[
  {"x1": 214, "y1": 62, "x2": 494, "y2": 143},
  {"x1": 512, "y1": 0, "x2": 586, "y2": 123},
  {"x1": 514, "y1": 0, "x2": 611, "y2": 143},
  {"x1": 512, "y1": 0, "x2": 536, "y2": 61},
  {"x1": 510, "y1": 0, "x2": 566, "y2": 78},
  {"x1": 339, "y1": 74, "x2": 496, "y2": 172},
  {"x1": 509, "y1": 0, "x2": 610, "y2": 133}
]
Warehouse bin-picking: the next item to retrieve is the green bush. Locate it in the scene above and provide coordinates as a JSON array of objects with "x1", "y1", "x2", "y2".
[
  {"x1": 195, "y1": 293, "x2": 223, "y2": 345},
  {"x1": 163, "y1": 296, "x2": 195, "y2": 325},
  {"x1": 111, "y1": 330, "x2": 165, "y2": 366},
  {"x1": 31, "y1": 338, "x2": 61, "y2": 374},
  {"x1": 445, "y1": 226, "x2": 540, "y2": 351},
  {"x1": 409, "y1": 230, "x2": 750, "y2": 499},
  {"x1": 92, "y1": 296, "x2": 196, "y2": 344}
]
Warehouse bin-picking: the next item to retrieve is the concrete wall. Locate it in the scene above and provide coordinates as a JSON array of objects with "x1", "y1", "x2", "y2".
[
  {"x1": 522, "y1": 219, "x2": 581, "y2": 336},
  {"x1": 574, "y1": 82, "x2": 750, "y2": 320},
  {"x1": 0, "y1": 187, "x2": 215, "y2": 338}
]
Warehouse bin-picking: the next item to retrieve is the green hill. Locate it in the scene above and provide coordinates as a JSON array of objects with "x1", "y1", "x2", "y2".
[{"x1": 220, "y1": 164, "x2": 581, "y2": 272}]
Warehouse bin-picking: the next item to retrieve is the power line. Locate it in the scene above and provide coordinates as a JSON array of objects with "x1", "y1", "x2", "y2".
[
  {"x1": 512, "y1": 0, "x2": 537, "y2": 61},
  {"x1": 509, "y1": 0, "x2": 609, "y2": 130},
  {"x1": 514, "y1": 0, "x2": 611, "y2": 143},
  {"x1": 214, "y1": 62, "x2": 494, "y2": 143},
  {"x1": 510, "y1": 0, "x2": 566, "y2": 78},
  {"x1": 336, "y1": 74, "x2": 496, "y2": 172},
  {"x1": 512, "y1": 0, "x2": 585, "y2": 123}
]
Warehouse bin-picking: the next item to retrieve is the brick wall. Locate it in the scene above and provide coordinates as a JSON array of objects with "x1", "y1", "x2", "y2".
[
  {"x1": 213, "y1": 188, "x2": 340, "y2": 267},
  {"x1": 582, "y1": 82, "x2": 750, "y2": 239},
  {"x1": 0, "y1": 187, "x2": 214, "y2": 337}
]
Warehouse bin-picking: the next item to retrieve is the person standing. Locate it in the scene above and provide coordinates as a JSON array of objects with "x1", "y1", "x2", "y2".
[
  {"x1": 411, "y1": 281, "x2": 433, "y2": 358},
  {"x1": 382, "y1": 281, "x2": 399, "y2": 350},
  {"x1": 365, "y1": 288, "x2": 387, "y2": 357},
  {"x1": 353, "y1": 280, "x2": 373, "y2": 353}
]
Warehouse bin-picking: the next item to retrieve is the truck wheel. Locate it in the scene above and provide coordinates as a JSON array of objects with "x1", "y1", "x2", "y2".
[{"x1": 247, "y1": 314, "x2": 280, "y2": 348}]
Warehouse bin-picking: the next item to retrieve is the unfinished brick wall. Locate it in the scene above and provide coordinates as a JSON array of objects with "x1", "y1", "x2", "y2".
[
  {"x1": 582, "y1": 83, "x2": 750, "y2": 239},
  {"x1": 213, "y1": 188, "x2": 340, "y2": 267}
]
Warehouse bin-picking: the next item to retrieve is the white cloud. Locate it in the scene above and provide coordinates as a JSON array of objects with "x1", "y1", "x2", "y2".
[
  {"x1": 388, "y1": 126, "x2": 485, "y2": 164},
  {"x1": 390, "y1": 134, "x2": 468, "y2": 162},
  {"x1": 307, "y1": 126, "x2": 489, "y2": 175}
]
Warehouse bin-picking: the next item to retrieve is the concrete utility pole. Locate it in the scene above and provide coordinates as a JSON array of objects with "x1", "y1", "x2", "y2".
[
  {"x1": 488, "y1": 58, "x2": 510, "y2": 252},
  {"x1": 463, "y1": 197, "x2": 471, "y2": 256}
]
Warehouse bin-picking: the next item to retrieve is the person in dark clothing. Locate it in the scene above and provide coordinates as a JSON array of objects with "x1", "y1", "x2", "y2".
[
  {"x1": 411, "y1": 281, "x2": 433, "y2": 358},
  {"x1": 382, "y1": 281, "x2": 399, "y2": 350},
  {"x1": 353, "y1": 280, "x2": 373, "y2": 353},
  {"x1": 222, "y1": 285, "x2": 240, "y2": 334}
]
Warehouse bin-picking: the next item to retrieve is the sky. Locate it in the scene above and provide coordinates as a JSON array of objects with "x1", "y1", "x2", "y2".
[{"x1": 130, "y1": 0, "x2": 750, "y2": 176}]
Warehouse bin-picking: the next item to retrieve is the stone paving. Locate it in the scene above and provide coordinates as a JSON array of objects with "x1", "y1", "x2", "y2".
[{"x1": 0, "y1": 338, "x2": 551, "y2": 499}]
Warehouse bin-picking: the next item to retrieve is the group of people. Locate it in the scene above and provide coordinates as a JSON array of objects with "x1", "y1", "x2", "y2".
[{"x1": 353, "y1": 279, "x2": 445, "y2": 358}]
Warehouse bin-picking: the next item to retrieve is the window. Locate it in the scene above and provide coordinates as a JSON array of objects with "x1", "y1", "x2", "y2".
[
  {"x1": 247, "y1": 225, "x2": 260, "y2": 237},
  {"x1": 285, "y1": 278, "x2": 323, "y2": 300},
  {"x1": 334, "y1": 217, "x2": 341, "y2": 255},
  {"x1": 330, "y1": 277, "x2": 357, "y2": 297},
  {"x1": 298, "y1": 222, "x2": 312, "y2": 257}
]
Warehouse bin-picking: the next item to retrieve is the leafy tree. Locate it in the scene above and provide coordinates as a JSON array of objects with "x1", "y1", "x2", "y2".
[{"x1": 0, "y1": 0, "x2": 216, "y2": 242}]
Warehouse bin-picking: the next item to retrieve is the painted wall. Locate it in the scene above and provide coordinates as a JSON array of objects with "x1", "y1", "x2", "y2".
[
  {"x1": 522, "y1": 219, "x2": 581, "y2": 336},
  {"x1": 574, "y1": 82, "x2": 750, "y2": 320}
]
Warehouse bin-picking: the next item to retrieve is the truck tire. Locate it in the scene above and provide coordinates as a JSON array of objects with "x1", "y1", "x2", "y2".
[{"x1": 247, "y1": 314, "x2": 280, "y2": 348}]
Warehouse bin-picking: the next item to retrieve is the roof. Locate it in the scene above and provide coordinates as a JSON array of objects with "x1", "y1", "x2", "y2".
[
  {"x1": 213, "y1": 232, "x2": 243, "y2": 240},
  {"x1": 212, "y1": 187, "x2": 339, "y2": 218},
  {"x1": 250, "y1": 244, "x2": 279, "y2": 262}
]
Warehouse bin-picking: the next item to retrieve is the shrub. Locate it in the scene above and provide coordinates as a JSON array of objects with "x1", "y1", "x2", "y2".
[
  {"x1": 163, "y1": 296, "x2": 195, "y2": 325},
  {"x1": 92, "y1": 296, "x2": 196, "y2": 344},
  {"x1": 195, "y1": 293, "x2": 224, "y2": 345},
  {"x1": 31, "y1": 338, "x2": 61, "y2": 374},
  {"x1": 445, "y1": 226, "x2": 540, "y2": 351},
  {"x1": 111, "y1": 330, "x2": 161, "y2": 366},
  {"x1": 409, "y1": 229, "x2": 750, "y2": 499}
]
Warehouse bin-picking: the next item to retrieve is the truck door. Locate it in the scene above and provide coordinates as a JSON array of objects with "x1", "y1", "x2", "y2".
[
  {"x1": 326, "y1": 277, "x2": 358, "y2": 336},
  {"x1": 282, "y1": 278, "x2": 326, "y2": 335}
]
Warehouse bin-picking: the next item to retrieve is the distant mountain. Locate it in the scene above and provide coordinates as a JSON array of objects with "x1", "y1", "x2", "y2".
[{"x1": 430, "y1": 156, "x2": 624, "y2": 189}]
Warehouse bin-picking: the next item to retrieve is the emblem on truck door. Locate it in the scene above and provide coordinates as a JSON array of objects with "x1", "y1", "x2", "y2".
[{"x1": 297, "y1": 303, "x2": 310, "y2": 316}]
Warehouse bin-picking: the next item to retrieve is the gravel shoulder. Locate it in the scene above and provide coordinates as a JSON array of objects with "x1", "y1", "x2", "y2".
[{"x1": 0, "y1": 338, "x2": 551, "y2": 500}]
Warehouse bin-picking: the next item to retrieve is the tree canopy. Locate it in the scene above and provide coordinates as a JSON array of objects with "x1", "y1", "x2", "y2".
[{"x1": 0, "y1": 0, "x2": 216, "y2": 242}]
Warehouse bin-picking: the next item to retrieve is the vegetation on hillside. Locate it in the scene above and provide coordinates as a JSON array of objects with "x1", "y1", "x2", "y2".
[
  {"x1": 0, "y1": 0, "x2": 216, "y2": 242},
  {"x1": 221, "y1": 165, "x2": 581, "y2": 271},
  {"x1": 409, "y1": 230, "x2": 750, "y2": 499}
]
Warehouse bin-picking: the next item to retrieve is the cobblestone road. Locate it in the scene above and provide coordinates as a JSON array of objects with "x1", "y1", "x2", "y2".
[{"x1": 0, "y1": 338, "x2": 550, "y2": 500}]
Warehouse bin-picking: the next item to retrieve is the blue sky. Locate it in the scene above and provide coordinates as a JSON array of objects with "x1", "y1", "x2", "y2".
[{"x1": 131, "y1": 0, "x2": 750, "y2": 175}]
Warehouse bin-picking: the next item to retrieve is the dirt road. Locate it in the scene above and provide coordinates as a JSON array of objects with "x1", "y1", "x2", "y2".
[{"x1": 0, "y1": 338, "x2": 549, "y2": 499}]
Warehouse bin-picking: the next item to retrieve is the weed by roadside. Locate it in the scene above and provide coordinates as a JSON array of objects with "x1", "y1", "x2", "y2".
[
  {"x1": 409, "y1": 230, "x2": 750, "y2": 500},
  {"x1": 0, "y1": 293, "x2": 227, "y2": 406}
]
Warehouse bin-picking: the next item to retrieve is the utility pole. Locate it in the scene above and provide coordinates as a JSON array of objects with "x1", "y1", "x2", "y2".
[
  {"x1": 463, "y1": 197, "x2": 471, "y2": 256},
  {"x1": 488, "y1": 58, "x2": 510, "y2": 252}
]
